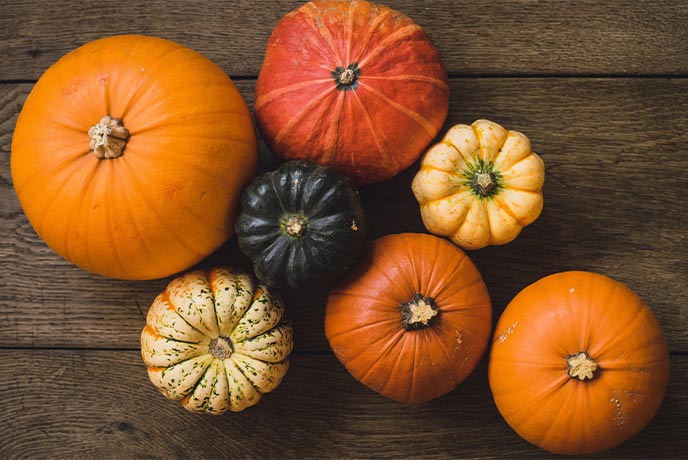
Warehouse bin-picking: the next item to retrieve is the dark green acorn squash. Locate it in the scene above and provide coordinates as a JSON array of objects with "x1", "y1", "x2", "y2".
[{"x1": 235, "y1": 161, "x2": 366, "y2": 288}]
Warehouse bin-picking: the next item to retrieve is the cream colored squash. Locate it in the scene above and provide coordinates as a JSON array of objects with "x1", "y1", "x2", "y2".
[
  {"x1": 141, "y1": 267, "x2": 293, "y2": 414},
  {"x1": 412, "y1": 120, "x2": 545, "y2": 250}
]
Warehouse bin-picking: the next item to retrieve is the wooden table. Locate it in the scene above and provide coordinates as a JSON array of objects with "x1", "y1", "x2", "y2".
[{"x1": 1, "y1": 1, "x2": 686, "y2": 458}]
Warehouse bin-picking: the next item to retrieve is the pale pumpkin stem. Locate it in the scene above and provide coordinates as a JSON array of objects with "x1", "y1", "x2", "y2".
[
  {"x1": 283, "y1": 215, "x2": 307, "y2": 238},
  {"x1": 401, "y1": 294, "x2": 440, "y2": 331},
  {"x1": 567, "y1": 352, "x2": 598, "y2": 380},
  {"x1": 333, "y1": 63, "x2": 360, "y2": 90},
  {"x1": 88, "y1": 116, "x2": 130, "y2": 159},
  {"x1": 209, "y1": 337, "x2": 233, "y2": 360},
  {"x1": 338, "y1": 68, "x2": 356, "y2": 86}
]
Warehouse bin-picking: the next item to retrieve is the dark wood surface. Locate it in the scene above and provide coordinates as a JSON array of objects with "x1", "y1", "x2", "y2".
[
  {"x1": 1, "y1": 1, "x2": 687, "y2": 459},
  {"x1": 3, "y1": 0, "x2": 688, "y2": 79},
  {"x1": 2, "y1": 351, "x2": 686, "y2": 460}
]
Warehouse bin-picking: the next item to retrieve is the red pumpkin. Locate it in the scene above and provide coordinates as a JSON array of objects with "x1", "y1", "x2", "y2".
[
  {"x1": 325, "y1": 233, "x2": 492, "y2": 403},
  {"x1": 255, "y1": 0, "x2": 449, "y2": 185},
  {"x1": 489, "y1": 271, "x2": 670, "y2": 455}
]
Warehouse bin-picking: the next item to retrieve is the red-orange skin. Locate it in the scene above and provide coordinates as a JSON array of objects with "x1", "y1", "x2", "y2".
[
  {"x1": 325, "y1": 233, "x2": 492, "y2": 403},
  {"x1": 11, "y1": 35, "x2": 257, "y2": 280},
  {"x1": 489, "y1": 271, "x2": 670, "y2": 455},
  {"x1": 255, "y1": 0, "x2": 449, "y2": 185}
]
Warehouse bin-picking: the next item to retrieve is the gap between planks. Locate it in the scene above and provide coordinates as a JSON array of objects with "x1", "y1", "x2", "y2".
[
  {"x1": 1, "y1": 346, "x2": 686, "y2": 357},
  {"x1": 3, "y1": 74, "x2": 688, "y2": 85}
]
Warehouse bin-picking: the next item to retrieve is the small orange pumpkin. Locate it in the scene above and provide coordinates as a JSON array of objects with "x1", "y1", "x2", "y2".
[
  {"x1": 488, "y1": 271, "x2": 670, "y2": 455},
  {"x1": 325, "y1": 233, "x2": 492, "y2": 403},
  {"x1": 255, "y1": 0, "x2": 449, "y2": 185},
  {"x1": 11, "y1": 35, "x2": 257, "y2": 280}
]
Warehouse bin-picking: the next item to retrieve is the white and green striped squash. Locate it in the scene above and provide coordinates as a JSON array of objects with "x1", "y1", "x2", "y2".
[{"x1": 141, "y1": 267, "x2": 293, "y2": 414}]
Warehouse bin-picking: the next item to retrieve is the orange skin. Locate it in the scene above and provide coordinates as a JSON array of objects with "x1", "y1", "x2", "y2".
[
  {"x1": 11, "y1": 35, "x2": 257, "y2": 280},
  {"x1": 488, "y1": 271, "x2": 670, "y2": 455},
  {"x1": 255, "y1": 0, "x2": 449, "y2": 185},
  {"x1": 325, "y1": 233, "x2": 492, "y2": 403}
]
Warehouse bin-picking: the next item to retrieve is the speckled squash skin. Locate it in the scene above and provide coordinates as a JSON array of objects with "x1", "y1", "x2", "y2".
[
  {"x1": 412, "y1": 119, "x2": 545, "y2": 250},
  {"x1": 141, "y1": 267, "x2": 293, "y2": 414}
]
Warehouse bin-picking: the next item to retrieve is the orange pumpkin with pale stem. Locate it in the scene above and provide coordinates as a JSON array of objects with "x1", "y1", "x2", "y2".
[
  {"x1": 488, "y1": 271, "x2": 670, "y2": 455},
  {"x1": 11, "y1": 35, "x2": 257, "y2": 280},
  {"x1": 325, "y1": 233, "x2": 492, "y2": 403},
  {"x1": 255, "y1": 0, "x2": 449, "y2": 185}
]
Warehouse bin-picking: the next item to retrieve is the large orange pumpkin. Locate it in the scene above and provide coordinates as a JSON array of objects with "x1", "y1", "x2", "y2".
[
  {"x1": 255, "y1": 0, "x2": 449, "y2": 185},
  {"x1": 325, "y1": 233, "x2": 492, "y2": 403},
  {"x1": 488, "y1": 271, "x2": 670, "y2": 455},
  {"x1": 11, "y1": 35, "x2": 257, "y2": 280}
]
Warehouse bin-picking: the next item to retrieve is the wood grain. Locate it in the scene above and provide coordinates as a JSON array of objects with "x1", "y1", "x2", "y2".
[
  {"x1": 0, "y1": 350, "x2": 685, "y2": 459},
  {"x1": 1, "y1": 78, "x2": 686, "y2": 352},
  {"x1": 1, "y1": 0, "x2": 688, "y2": 80}
]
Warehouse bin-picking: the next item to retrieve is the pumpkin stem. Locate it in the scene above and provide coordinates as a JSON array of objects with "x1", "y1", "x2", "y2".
[
  {"x1": 88, "y1": 116, "x2": 130, "y2": 159},
  {"x1": 464, "y1": 158, "x2": 503, "y2": 199},
  {"x1": 338, "y1": 68, "x2": 356, "y2": 85},
  {"x1": 283, "y1": 215, "x2": 307, "y2": 238},
  {"x1": 567, "y1": 352, "x2": 598, "y2": 380},
  {"x1": 332, "y1": 63, "x2": 360, "y2": 90},
  {"x1": 209, "y1": 337, "x2": 233, "y2": 360},
  {"x1": 472, "y1": 171, "x2": 497, "y2": 197},
  {"x1": 401, "y1": 294, "x2": 440, "y2": 330}
]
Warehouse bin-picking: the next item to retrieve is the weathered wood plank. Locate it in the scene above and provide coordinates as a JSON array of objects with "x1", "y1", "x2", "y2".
[
  {"x1": 1, "y1": 78, "x2": 686, "y2": 351},
  {"x1": 0, "y1": 350, "x2": 685, "y2": 459},
  {"x1": 1, "y1": 0, "x2": 688, "y2": 80}
]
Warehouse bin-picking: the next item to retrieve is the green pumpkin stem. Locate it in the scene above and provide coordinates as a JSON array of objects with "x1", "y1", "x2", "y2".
[
  {"x1": 472, "y1": 171, "x2": 498, "y2": 197},
  {"x1": 463, "y1": 158, "x2": 503, "y2": 199}
]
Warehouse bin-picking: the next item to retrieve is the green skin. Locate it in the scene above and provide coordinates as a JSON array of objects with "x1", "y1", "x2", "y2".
[{"x1": 235, "y1": 161, "x2": 366, "y2": 289}]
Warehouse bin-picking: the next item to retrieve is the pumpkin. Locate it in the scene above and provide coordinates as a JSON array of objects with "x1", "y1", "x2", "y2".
[
  {"x1": 236, "y1": 161, "x2": 365, "y2": 288},
  {"x1": 254, "y1": 0, "x2": 449, "y2": 185},
  {"x1": 412, "y1": 119, "x2": 544, "y2": 250},
  {"x1": 488, "y1": 271, "x2": 670, "y2": 455},
  {"x1": 11, "y1": 35, "x2": 257, "y2": 280},
  {"x1": 141, "y1": 267, "x2": 293, "y2": 414},
  {"x1": 325, "y1": 233, "x2": 492, "y2": 403}
]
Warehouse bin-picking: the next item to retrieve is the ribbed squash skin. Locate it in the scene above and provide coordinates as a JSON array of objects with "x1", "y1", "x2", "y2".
[
  {"x1": 11, "y1": 35, "x2": 257, "y2": 280},
  {"x1": 412, "y1": 119, "x2": 545, "y2": 250},
  {"x1": 255, "y1": 0, "x2": 449, "y2": 185},
  {"x1": 236, "y1": 161, "x2": 366, "y2": 288}
]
